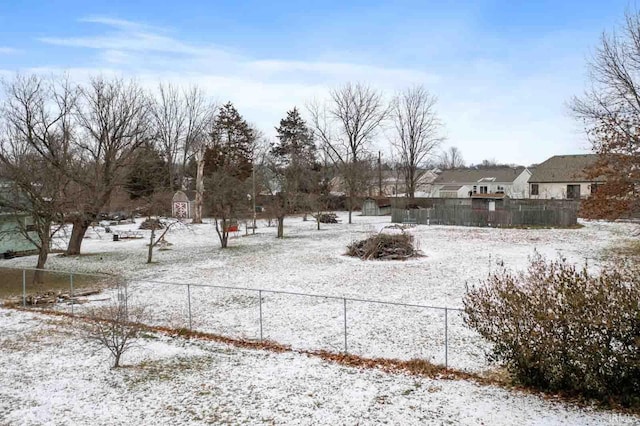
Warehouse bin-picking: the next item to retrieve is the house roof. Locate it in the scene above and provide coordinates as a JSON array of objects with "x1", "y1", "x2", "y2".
[
  {"x1": 441, "y1": 185, "x2": 463, "y2": 191},
  {"x1": 434, "y1": 167, "x2": 527, "y2": 185},
  {"x1": 528, "y1": 154, "x2": 600, "y2": 183}
]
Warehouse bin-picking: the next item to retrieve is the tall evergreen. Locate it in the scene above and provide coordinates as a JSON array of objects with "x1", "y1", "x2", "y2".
[
  {"x1": 205, "y1": 102, "x2": 255, "y2": 180},
  {"x1": 272, "y1": 107, "x2": 316, "y2": 170},
  {"x1": 203, "y1": 102, "x2": 256, "y2": 248},
  {"x1": 269, "y1": 107, "x2": 318, "y2": 237}
]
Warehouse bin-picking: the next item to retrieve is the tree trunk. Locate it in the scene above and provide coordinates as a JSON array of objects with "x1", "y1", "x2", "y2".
[
  {"x1": 193, "y1": 150, "x2": 205, "y2": 224},
  {"x1": 277, "y1": 216, "x2": 284, "y2": 238},
  {"x1": 66, "y1": 218, "x2": 91, "y2": 255},
  {"x1": 147, "y1": 227, "x2": 155, "y2": 264},
  {"x1": 33, "y1": 240, "x2": 49, "y2": 286},
  {"x1": 348, "y1": 195, "x2": 353, "y2": 224},
  {"x1": 317, "y1": 214, "x2": 321, "y2": 230},
  {"x1": 113, "y1": 352, "x2": 121, "y2": 368},
  {"x1": 215, "y1": 218, "x2": 229, "y2": 248}
]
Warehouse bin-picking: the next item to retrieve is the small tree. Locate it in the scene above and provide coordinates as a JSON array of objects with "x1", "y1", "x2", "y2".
[{"x1": 84, "y1": 291, "x2": 147, "y2": 368}]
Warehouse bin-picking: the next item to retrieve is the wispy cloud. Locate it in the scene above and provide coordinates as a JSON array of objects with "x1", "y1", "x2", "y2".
[
  {"x1": 24, "y1": 16, "x2": 592, "y2": 164},
  {"x1": 0, "y1": 47, "x2": 20, "y2": 55}
]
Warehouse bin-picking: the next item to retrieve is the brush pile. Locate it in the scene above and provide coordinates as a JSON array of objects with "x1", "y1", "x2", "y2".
[
  {"x1": 139, "y1": 218, "x2": 165, "y2": 230},
  {"x1": 314, "y1": 212, "x2": 340, "y2": 223},
  {"x1": 346, "y1": 232, "x2": 418, "y2": 260}
]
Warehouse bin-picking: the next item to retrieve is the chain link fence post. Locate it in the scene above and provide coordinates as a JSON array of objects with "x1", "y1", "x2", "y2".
[
  {"x1": 444, "y1": 307, "x2": 449, "y2": 369},
  {"x1": 258, "y1": 290, "x2": 263, "y2": 341},
  {"x1": 70, "y1": 273, "x2": 74, "y2": 316},
  {"x1": 343, "y1": 298, "x2": 348, "y2": 354},
  {"x1": 22, "y1": 269, "x2": 26, "y2": 307},
  {"x1": 187, "y1": 284, "x2": 192, "y2": 330}
]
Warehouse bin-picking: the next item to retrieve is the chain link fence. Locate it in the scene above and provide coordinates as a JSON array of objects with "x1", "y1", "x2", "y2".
[{"x1": 1, "y1": 267, "x2": 489, "y2": 371}]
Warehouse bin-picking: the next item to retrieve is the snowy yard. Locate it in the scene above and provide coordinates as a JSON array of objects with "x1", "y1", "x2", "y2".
[
  {"x1": 1, "y1": 212, "x2": 638, "y2": 424},
  {"x1": 1, "y1": 213, "x2": 635, "y2": 372},
  {"x1": 1, "y1": 308, "x2": 637, "y2": 425}
]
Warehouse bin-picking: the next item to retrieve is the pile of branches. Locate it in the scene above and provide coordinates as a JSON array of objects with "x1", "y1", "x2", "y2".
[
  {"x1": 139, "y1": 218, "x2": 165, "y2": 230},
  {"x1": 346, "y1": 232, "x2": 418, "y2": 261},
  {"x1": 314, "y1": 212, "x2": 339, "y2": 223}
]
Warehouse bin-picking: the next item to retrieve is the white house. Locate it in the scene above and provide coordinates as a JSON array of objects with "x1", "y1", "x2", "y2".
[
  {"x1": 528, "y1": 154, "x2": 602, "y2": 200},
  {"x1": 431, "y1": 167, "x2": 532, "y2": 199}
]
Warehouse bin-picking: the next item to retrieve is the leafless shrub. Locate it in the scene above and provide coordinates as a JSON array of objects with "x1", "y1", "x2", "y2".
[
  {"x1": 83, "y1": 295, "x2": 147, "y2": 368},
  {"x1": 464, "y1": 253, "x2": 640, "y2": 407}
]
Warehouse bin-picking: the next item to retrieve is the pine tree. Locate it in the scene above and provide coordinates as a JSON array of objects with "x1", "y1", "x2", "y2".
[
  {"x1": 269, "y1": 107, "x2": 318, "y2": 237},
  {"x1": 203, "y1": 102, "x2": 257, "y2": 248},
  {"x1": 125, "y1": 143, "x2": 169, "y2": 200},
  {"x1": 205, "y1": 102, "x2": 255, "y2": 180}
]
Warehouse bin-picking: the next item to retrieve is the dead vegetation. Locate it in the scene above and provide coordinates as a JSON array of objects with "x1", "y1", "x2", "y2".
[
  {"x1": 313, "y1": 212, "x2": 340, "y2": 223},
  {"x1": 346, "y1": 232, "x2": 420, "y2": 260},
  {"x1": 3, "y1": 288, "x2": 102, "y2": 306}
]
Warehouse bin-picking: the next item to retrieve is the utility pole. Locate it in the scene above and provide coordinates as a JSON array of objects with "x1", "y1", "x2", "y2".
[{"x1": 378, "y1": 151, "x2": 382, "y2": 196}]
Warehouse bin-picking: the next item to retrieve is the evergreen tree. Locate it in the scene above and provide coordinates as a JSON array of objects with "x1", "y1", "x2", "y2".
[
  {"x1": 269, "y1": 107, "x2": 318, "y2": 237},
  {"x1": 125, "y1": 143, "x2": 169, "y2": 200},
  {"x1": 205, "y1": 102, "x2": 255, "y2": 180},
  {"x1": 203, "y1": 102, "x2": 257, "y2": 248}
]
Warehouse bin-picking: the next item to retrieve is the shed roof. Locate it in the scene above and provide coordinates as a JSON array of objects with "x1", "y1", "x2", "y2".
[
  {"x1": 364, "y1": 196, "x2": 391, "y2": 207},
  {"x1": 529, "y1": 155, "x2": 601, "y2": 183},
  {"x1": 441, "y1": 185, "x2": 463, "y2": 191},
  {"x1": 435, "y1": 167, "x2": 527, "y2": 184}
]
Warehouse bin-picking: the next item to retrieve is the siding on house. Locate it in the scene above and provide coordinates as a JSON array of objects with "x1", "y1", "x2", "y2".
[
  {"x1": 529, "y1": 155, "x2": 603, "y2": 200},
  {"x1": 0, "y1": 214, "x2": 38, "y2": 255},
  {"x1": 432, "y1": 167, "x2": 531, "y2": 198}
]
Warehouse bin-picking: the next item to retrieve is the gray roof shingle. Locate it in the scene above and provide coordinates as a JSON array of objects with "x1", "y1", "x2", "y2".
[
  {"x1": 434, "y1": 167, "x2": 527, "y2": 185},
  {"x1": 529, "y1": 154, "x2": 601, "y2": 183}
]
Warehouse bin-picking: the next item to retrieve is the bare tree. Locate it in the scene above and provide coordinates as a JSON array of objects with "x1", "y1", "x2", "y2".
[
  {"x1": 66, "y1": 77, "x2": 151, "y2": 255},
  {"x1": 571, "y1": 9, "x2": 640, "y2": 219},
  {"x1": 0, "y1": 75, "x2": 75, "y2": 283},
  {"x1": 439, "y1": 146, "x2": 465, "y2": 169},
  {"x1": 150, "y1": 83, "x2": 186, "y2": 192},
  {"x1": 84, "y1": 290, "x2": 147, "y2": 368},
  {"x1": 308, "y1": 83, "x2": 388, "y2": 223},
  {"x1": 391, "y1": 85, "x2": 444, "y2": 199}
]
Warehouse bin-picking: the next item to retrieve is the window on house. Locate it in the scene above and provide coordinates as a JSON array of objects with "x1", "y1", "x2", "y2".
[
  {"x1": 25, "y1": 224, "x2": 36, "y2": 232},
  {"x1": 590, "y1": 183, "x2": 599, "y2": 194},
  {"x1": 496, "y1": 185, "x2": 505, "y2": 194},
  {"x1": 472, "y1": 185, "x2": 477, "y2": 194},
  {"x1": 480, "y1": 186, "x2": 488, "y2": 194},
  {"x1": 567, "y1": 184, "x2": 581, "y2": 200},
  {"x1": 531, "y1": 184, "x2": 539, "y2": 196}
]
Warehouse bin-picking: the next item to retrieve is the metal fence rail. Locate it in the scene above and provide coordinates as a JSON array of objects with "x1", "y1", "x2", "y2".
[{"x1": 1, "y1": 267, "x2": 468, "y2": 369}]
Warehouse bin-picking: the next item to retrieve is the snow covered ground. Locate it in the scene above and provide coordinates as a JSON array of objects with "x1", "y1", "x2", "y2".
[
  {"x1": 1, "y1": 212, "x2": 635, "y2": 373},
  {"x1": 1, "y1": 308, "x2": 637, "y2": 426}
]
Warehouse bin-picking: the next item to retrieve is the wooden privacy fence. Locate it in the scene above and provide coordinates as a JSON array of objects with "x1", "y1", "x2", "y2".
[{"x1": 392, "y1": 202, "x2": 578, "y2": 228}]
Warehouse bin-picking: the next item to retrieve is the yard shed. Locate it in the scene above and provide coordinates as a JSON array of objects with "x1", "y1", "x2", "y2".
[
  {"x1": 362, "y1": 197, "x2": 392, "y2": 216},
  {"x1": 171, "y1": 191, "x2": 195, "y2": 219}
]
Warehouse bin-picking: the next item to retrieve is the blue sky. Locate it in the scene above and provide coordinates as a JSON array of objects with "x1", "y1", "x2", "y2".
[{"x1": 0, "y1": 0, "x2": 632, "y2": 165}]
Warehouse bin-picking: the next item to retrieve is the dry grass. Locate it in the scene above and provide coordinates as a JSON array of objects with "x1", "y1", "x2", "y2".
[{"x1": 0, "y1": 267, "x2": 105, "y2": 300}]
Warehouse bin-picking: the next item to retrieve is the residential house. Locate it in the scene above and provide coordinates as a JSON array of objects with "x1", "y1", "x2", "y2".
[
  {"x1": 528, "y1": 154, "x2": 602, "y2": 200},
  {"x1": 329, "y1": 168, "x2": 440, "y2": 198},
  {"x1": 431, "y1": 167, "x2": 532, "y2": 199},
  {"x1": 0, "y1": 181, "x2": 38, "y2": 257}
]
